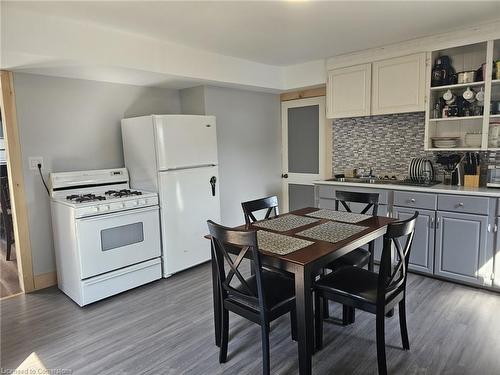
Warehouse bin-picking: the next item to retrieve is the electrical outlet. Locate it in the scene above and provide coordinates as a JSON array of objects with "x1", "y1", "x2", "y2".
[{"x1": 29, "y1": 157, "x2": 43, "y2": 171}]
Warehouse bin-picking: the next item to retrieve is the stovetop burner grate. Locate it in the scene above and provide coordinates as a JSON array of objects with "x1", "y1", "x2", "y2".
[
  {"x1": 66, "y1": 194, "x2": 106, "y2": 203},
  {"x1": 105, "y1": 189, "x2": 143, "y2": 198}
]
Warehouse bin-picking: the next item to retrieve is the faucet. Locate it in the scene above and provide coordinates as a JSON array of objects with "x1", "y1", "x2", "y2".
[{"x1": 359, "y1": 167, "x2": 375, "y2": 179}]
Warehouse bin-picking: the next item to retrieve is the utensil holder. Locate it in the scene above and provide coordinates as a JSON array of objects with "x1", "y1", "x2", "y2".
[{"x1": 464, "y1": 167, "x2": 480, "y2": 188}]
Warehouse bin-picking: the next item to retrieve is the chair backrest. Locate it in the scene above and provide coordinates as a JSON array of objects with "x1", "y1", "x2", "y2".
[
  {"x1": 377, "y1": 212, "x2": 418, "y2": 302},
  {"x1": 207, "y1": 220, "x2": 267, "y2": 310},
  {"x1": 335, "y1": 190, "x2": 379, "y2": 216},
  {"x1": 241, "y1": 196, "x2": 279, "y2": 225}
]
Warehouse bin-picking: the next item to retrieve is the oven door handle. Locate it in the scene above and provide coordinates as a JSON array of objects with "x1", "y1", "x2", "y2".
[{"x1": 77, "y1": 205, "x2": 159, "y2": 221}]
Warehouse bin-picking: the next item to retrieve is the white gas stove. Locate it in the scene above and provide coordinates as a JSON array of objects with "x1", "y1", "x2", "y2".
[{"x1": 49, "y1": 168, "x2": 162, "y2": 306}]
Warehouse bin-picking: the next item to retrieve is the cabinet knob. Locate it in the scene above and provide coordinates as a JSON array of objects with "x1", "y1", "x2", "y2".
[
  {"x1": 410, "y1": 198, "x2": 416, "y2": 203},
  {"x1": 458, "y1": 202, "x2": 464, "y2": 207},
  {"x1": 281, "y1": 173, "x2": 289, "y2": 179}
]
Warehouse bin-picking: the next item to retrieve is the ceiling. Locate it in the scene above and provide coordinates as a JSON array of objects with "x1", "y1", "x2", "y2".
[{"x1": 10, "y1": 1, "x2": 500, "y2": 66}]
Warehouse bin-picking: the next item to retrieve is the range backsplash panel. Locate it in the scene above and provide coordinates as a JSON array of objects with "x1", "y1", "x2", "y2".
[{"x1": 332, "y1": 112, "x2": 441, "y2": 178}]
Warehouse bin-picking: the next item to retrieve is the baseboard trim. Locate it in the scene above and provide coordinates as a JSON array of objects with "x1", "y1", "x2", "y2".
[
  {"x1": 0, "y1": 291, "x2": 23, "y2": 301},
  {"x1": 33, "y1": 272, "x2": 57, "y2": 290}
]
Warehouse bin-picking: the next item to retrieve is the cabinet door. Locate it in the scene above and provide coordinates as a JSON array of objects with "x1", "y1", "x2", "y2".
[
  {"x1": 435, "y1": 211, "x2": 491, "y2": 286},
  {"x1": 371, "y1": 53, "x2": 426, "y2": 115},
  {"x1": 393, "y1": 206, "x2": 435, "y2": 275},
  {"x1": 327, "y1": 64, "x2": 371, "y2": 119}
]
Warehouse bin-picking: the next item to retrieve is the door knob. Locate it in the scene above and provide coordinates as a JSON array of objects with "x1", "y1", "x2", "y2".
[{"x1": 282, "y1": 174, "x2": 289, "y2": 179}]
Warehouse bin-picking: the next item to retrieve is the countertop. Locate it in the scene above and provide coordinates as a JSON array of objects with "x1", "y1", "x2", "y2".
[{"x1": 314, "y1": 180, "x2": 500, "y2": 198}]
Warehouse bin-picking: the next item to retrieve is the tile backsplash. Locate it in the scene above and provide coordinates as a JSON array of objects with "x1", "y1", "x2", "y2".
[{"x1": 332, "y1": 112, "x2": 440, "y2": 178}]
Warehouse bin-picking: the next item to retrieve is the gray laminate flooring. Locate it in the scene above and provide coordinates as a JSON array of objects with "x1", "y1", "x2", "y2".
[
  {"x1": 1, "y1": 262, "x2": 500, "y2": 374},
  {"x1": 0, "y1": 240, "x2": 21, "y2": 298}
]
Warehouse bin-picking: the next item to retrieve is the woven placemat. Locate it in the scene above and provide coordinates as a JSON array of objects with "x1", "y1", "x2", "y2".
[
  {"x1": 296, "y1": 221, "x2": 368, "y2": 243},
  {"x1": 306, "y1": 209, "x2": 372, "y2": 223},
  {"x1": 257, "y1": 230, "x2": 314, "y2": 255},
  {"x1": 253, "y1": 214, "x2": 319, "y2": 232}
]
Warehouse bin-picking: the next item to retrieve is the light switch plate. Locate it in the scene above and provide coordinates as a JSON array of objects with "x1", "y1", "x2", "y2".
[{"x1": 29, "y1": 156, "x2": 43, "y2": 170}]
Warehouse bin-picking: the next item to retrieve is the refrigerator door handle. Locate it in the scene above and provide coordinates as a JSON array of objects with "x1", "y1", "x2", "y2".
[{"x1": 210, "y1": 176, "x2": 217, "y2": 196}]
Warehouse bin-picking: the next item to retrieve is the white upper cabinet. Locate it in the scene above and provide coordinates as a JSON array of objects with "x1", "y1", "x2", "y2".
[
  {"x1": 327, "y1": 63, "x2": 371, "y2": 119},
  {"x1": 371, "y1": 53, "x2": 427, "y2": 115}
]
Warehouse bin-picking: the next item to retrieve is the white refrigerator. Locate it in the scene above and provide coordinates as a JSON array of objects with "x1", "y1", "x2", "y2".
[{"x1": 121, "y1": 115, "x2": 221, "y2": 277}]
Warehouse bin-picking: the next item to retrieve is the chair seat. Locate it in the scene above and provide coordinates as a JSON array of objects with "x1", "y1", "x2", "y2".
[
  {"x1": 228, "y1": 270, "x2": 295, "y2": 312},
  {"x1": 315, "y1": 266, "x2": 379, "y2": 305},
  {"x1": 325, "y1": 247, "x2": 371, "y2": 269}
]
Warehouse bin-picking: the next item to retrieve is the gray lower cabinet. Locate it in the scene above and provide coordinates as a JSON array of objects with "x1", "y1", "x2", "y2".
[
  {"x1": 393, "y1": 206, "x2": 435, "y2": 275},
  {"x1": 315, "y1": 183, "x2": 497, "y2": 289},
  {"x1": 434, "y1": 211, "x2": 490, "y2": 286},
  {"x1": 495, "y1": 217, "x2": 500, "y2": 290}
]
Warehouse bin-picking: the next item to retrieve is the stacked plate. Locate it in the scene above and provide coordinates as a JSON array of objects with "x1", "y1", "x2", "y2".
[
  {"x1": 431, "y1": 137, "x2": 460, "y2": 149},
  {"x1": 408, "y1": 157, "x2": 435, "y2": 181}
]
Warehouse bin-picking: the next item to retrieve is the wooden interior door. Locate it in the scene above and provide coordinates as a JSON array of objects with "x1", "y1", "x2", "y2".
[{"x1": 281, "y1": 97, "x2": 326, "y2": 212}]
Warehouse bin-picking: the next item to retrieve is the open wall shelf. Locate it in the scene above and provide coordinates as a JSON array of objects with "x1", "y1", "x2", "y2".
[{"x1": 425, "y1": 39, "x2": 500, "y2": 151}]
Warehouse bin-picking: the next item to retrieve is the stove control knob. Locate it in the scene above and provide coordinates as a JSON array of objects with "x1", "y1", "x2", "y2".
[
  {"x1": 101, "y1": 205, "x2": 110, "y2": 211},
  {"x1": 130, "y1": 200, "x2": 138, "y2": 206},
  {"x1": 138, "y1": 199, "x2": 146, "y2": 205},
  {"x1": 93, "y1": 207, "x2": 99, "y2": 212}
]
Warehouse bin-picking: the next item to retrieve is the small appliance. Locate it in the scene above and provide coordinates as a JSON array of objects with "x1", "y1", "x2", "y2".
[
  {"x1": 431, "y1": 55, "x2": 455, "y2": 87},
  {"x1": 487, "y1": 152, "x2": 500, "y2": 188}
]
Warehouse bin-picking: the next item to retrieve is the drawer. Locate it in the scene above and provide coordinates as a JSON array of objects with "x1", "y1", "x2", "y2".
[
  {"x1": 317, "y1": 185, "x2": 335, "y2": 199},
  {"x1": 394, "y1": 191, "x2": 437, "y2": 210},
  {"x1": 438, "y1": 194, "x2": 489, "y2": 215}
]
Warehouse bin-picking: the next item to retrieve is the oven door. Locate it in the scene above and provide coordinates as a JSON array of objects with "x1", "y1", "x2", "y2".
[{"x1": 76, "y1": 206, "x2": 161, "y2": 279}]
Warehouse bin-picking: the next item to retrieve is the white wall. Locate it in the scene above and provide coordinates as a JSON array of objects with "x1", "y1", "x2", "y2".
[
  {"x1": 14, "y1": 73, "x2": 181, "y2": 276},
  {"x1": 181, "y1": 86, "x2": 282, "y2": 227},
  {"x1": 2, "y1": 4, "x2": 285, "y2": 91},
  {"x1": 179, "y1": 86, "x2": 205, "y2": 116}
]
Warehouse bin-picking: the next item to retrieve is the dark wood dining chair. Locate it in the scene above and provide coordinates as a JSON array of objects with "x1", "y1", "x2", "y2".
[
  {"x1": 207, "y1": 220, "x2": 297, "y2": 375},
  {"x1": 314, "y1": 212, "x2": 418, "y2": 375},
  {"x1": 241, "y1": 195, "x2": 279, "y2": 225},
  {"x1": 322, "y1": 190, "x2": 379, "y2": 323},
  {"x1": 329, "y1": 190, "x2": 379, "y2": 271},
  {"x1": 0, "y1": 176, "x2": 14, "y2": 261},
  {"x1": 241, "y1": 195, "x2": 292, "y2": 277}
]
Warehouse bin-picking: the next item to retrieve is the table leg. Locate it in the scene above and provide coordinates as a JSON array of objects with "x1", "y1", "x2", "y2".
[
  {"x1": 211, "y1": 243, "x2": 221, "y2": 347},
  {"x1": 295, "y1": 265, "x2": 313, "y2": 375},
  {"x1": 368, "y1": 240, "x2": 375, "y2": 272}
]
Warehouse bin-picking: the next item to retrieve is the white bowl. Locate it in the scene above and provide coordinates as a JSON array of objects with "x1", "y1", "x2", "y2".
[{"x1": 465, "y1": 133, "x2": 482, "y2": 148}]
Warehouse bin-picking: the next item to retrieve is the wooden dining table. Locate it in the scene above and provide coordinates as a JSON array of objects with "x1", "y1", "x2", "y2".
[{"x1": 207, "y1": 207, "x2": 394, "y2": 375}]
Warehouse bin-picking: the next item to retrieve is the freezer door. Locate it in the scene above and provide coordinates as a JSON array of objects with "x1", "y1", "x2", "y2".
[
  {"x1": 158, "y1": 166, "x2": 221, "y2": 276},
  {"x1": 154, "y1": 115, "x2": 218, "y2": 170}
]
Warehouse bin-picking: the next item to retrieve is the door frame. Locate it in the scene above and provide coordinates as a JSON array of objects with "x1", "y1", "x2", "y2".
[
  {"x1": 281, "y1": 96, "x2": 327, "y2": 212},
  {"x1": 0, "y1": 71, "x2": 35, "y2": 293}
]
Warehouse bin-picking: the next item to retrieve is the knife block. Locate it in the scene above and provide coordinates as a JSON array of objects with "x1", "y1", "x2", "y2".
[{"x1": 464, "y1": 167, "x2": 480, "y2": 188}]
